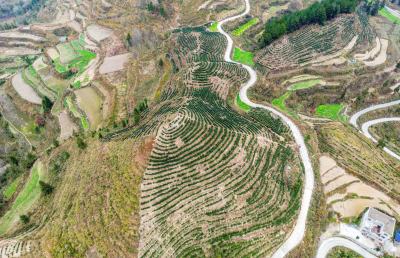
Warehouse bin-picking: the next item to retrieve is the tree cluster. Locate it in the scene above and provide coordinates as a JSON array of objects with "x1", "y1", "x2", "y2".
[
  {"x1": 363, "y1": 0, "x2": 385, "y2": 15},
  {"x1": 261, "y1": 0, "x2": 361, "y2": 47}
]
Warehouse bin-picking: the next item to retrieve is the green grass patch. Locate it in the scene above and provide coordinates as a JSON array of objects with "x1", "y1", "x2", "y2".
[
  {"x1": 80, "y1": 117, "x2": 89, "y2": 130},
  {"x1": 232, "y1": 47, "x2": 254, "y2": 66},
  {"x1": 52, "y1": 45, "x2": 96, "y2": 76},
  {"x1": 236, "y1": 94, "x2": 251, "y2": 112},
  {"x1": 0, "y1": 161, "x2": 44, "y2": 235},
  {"x1": 232, "y1": 18, "x2": 259, "y2": 36},
  {"x1": 208, "y1": 22, "x2": 218, "y2": 32},
  {"x1": 379, "y1": 7, "x2": 400, "y2": 24},
  {"x1": 288, "y1": 79, "x2": 322, "y2": 91},
  {"x1": 272, "y1": 92, "x2": 291, "y2": 112},
  {"x1": 3, "y1": 177, "x2": 22, "y2": 200},
  {"x1": 315, "y1": 104, "x2": 346, "y2": 121}
]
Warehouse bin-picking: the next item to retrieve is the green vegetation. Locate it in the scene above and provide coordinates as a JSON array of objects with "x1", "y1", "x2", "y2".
[
  {"x1": 65, "y1": 97, "x2": 89, "y2": 130},
  {"x1": 3, "y1": 177, "x2": 21, "y2": 200},
  {"x1": 379, "y1": 7, "x2": 400, "y2": 24},
  {"x1": 232, "y1": 18, "x2": 259, "y2": 36},
  {"x1": 328, "y1": 247, "x2": 362, "y2": 258},
  {"x1": 272, "y1": 92, "x2": 291, "y2": 112},
  {"x1": 236, "y1": 94, "x2": 251, "y2": 112},
  {"x1": 288, "y1": 79, "x2": 322, "y2": 91},
  {"x1": 0, "y1": 161, "x2": 44, "y2": 235},
  {"x1": 261, "y1": 0, "x2": 360, "y2": 46},
  {"x1": 315, "y1": 104, "x2": 346, "y2": 121},
  {"x1": 232, "y1": 47, "x2": 254, "y2": 66},
  {"x1": 208, "y1": 22, "x2": 218, "y2": 32},
  {"x1": 39, "y1": 181, "x2": 53, "y2": 195},
  {"x1": 51, "y1": 40, "x2": 96, "y2": 78}
]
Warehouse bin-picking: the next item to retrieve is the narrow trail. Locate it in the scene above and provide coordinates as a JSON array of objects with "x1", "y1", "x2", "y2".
[
  {"x1": 217, "y1": 1, "x2": 315, "y2": 257},
  {"x1": 349, "y1": 100, "x2": 400, "y2": 161}
]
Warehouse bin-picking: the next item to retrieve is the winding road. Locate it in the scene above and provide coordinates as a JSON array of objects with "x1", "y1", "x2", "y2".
[
  {"x1": 349, "y1": 99, "x2": 400, "y2": 161},
  {"x1": 217, "y1": 1, "x2": 315, "y2": 257},
  {"x1": 316, "y1": 237, "x2": 377, "y2": 258},
  {"x1": 361, "y1": 117, "x2": 400, "y2": 161}
]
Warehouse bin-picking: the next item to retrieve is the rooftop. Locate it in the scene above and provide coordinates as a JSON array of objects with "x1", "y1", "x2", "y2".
[{"x1": 363, "y1": 208, "x2": 396, "y2": 236}]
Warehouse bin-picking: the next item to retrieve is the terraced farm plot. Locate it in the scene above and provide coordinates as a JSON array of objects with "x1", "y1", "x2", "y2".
[
  {"x1": 255, "y1": 13, "x2": 372, "y2": 70},
  {"x1": 288, "y1": 79, "x2": 322, "y2": 91},
  {"x1": 57, "y1": 42, "x2": 78, "y2": 64},
  {"x1": 232, "y1": 18, "x2": 259, "y2": 36},
  {"x1": 315, "y1": 104, "x2": 346, "y2": 121},
  {"x1": 65, "y1": 96, "x2": 89, "y2": 131},
  {"x1": 108, "y1": 27, "x2": 302, "y2": 257},
  {"x1": 11, "y1": 72, "x2": 42, "y2": 105},
  {"x1": 75, "y1": 87, "x2": 103, "y2": 130},
  {"x1": 87, "y1": 24, "x2": 113, "y2": 43},
  {"x1": 320, "y1": 156, "x2": 400, "y2": 220},
  {"x1": 99, "y1": 53, "x2": 131, "y2": 74},
  {"x1": 0, "y1": 161, "x2": 45, "y2": 235},
  {"x1": 316, "y1": 123, "x2": 400, "y2": 200},
  {"x1": 50, "y1": 40, "x2": 96, "y2": 76},
  {"x1": 58, "y1": 110, "x2": 77, "y2": 141},
  {"x1": 232, "y1": 47, "x2": 254, "y2": 66}
]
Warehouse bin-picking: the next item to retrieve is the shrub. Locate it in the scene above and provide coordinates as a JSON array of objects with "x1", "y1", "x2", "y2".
[
  {"x1": 19, "y1": 214, "x2": 30, "y2": 224},
  {"x1": 39, "y1": 181, "x2": 54, "y2": 195},
  {"x1": 42, "y1": 96, "x2": 53, "y2": 113},
  {"x1": 76, "y1": 137, "x2": 87, "y2": 149}
]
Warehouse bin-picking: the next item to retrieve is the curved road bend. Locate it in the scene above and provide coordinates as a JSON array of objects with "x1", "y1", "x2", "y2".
[
  {"x1": 217, "y1": 1, "x2": 315, "y2": 257},
  {"x1": 349, "y1": 100, "x2": 400, "y2": 161},
  {"x1": 349, "y1": 99, "x2": 400, "y2": 128},
  {"x1": 361, "y1": 117, "x2": 400, "y2": 161},
  {"x1": 316, "y1": 237, "x2": 377, "y2": 258}
]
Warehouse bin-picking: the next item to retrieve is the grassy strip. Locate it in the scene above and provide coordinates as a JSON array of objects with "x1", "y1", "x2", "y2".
[
  {"x1": 232, "y1": 18, "x2": 259, "y2": 36},
  {"x1": 0, "y1": 161, "x2": 44, "y2": 235},
  {"x1": 65, "y1": 96, "x2": 90, "y2": 131},
  {"x1": 232, "y1": 47, "x2": 254, "y2": 66},
  {"x1": 236, "y1": 94, "x2": 251, "y2": 112},
  {"x1": 379, "y1": 8, "x2": 400, "y2": 24},
  {"x1": 208, "y1": 22, "x2": 218, "y2": 32},
  {"x1": 315, "y1": 104, "x2": 346, "y2": 121},
  {"x1": 3, "y1": 177, "x2": 21, "y2": 200},
  {"x1": 288, "y1": 79, "x2": 322, "y2": 91}
]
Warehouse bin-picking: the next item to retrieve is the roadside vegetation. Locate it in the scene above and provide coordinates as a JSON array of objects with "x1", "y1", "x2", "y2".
[
  {"x1": 378, "y1": 7, "x2": 400, "y2": 24},
  {"x1": 232, "y1": 47, "x2": 254, "y2": 66},
  {"x1": 232, "y1": 18, "x2": 259, "y2": 36}
]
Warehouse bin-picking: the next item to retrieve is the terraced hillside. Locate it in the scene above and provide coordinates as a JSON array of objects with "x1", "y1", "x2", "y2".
[
  {"x1": 255, "y1": 9, "x2": 374, "y2": 70},
  {"x1": 107, "y1": 27, "x2": 303, "y2": 257}
]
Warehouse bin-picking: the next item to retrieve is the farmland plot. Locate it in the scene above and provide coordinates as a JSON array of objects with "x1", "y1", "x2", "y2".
[
  {"x1": 11, "y1": 73, "x2": 42, "y2": 105},
  {"x1": 75, "y1": 87, "x2": 103, "y2": 130},
  {"x1": 108, "y1": 27, "x2": 303, "y2": 257}
]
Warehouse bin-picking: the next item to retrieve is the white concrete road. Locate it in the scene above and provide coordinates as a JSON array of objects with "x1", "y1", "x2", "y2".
[
  {"x1": 316, "y1": 237, "x2": 378, "y2": 258},
  {"x1": 361, "y1": 117, "x2": 400, "y2": 161},
  {"x1": 349, "y1": 99, "x2": 400, "y2": 128},
  {"x1": 349, "y1": 100, "x2": 400, "y2": 162},
  {"x1": 217, "y1": 1, "x2": 315, "y2": 257}
]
